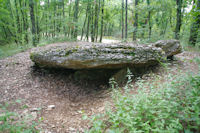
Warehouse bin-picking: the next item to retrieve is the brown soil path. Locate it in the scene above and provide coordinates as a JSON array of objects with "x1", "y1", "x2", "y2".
[{"x1": 0, "y1": 41, "x2": 199, "y2": 133}]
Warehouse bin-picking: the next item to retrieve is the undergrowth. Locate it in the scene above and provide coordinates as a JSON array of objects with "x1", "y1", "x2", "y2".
[
  {"x1": 0, "y1": 44, "x2": 31, "y2": 59},
  {"x1": 86, "y1": 66, "x2": 200, "y2": 132},
  {"x1": 0, "y1": 37, "x2": 74, "y2": 59},
  {"x1": 0, "y1": 101, "x2": 40, "y2": 133}
]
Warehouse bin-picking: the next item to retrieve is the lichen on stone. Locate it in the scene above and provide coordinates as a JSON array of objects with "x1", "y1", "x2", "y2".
[{"x1": 30, "y1": 40, "x2": 182, "y2": 69}]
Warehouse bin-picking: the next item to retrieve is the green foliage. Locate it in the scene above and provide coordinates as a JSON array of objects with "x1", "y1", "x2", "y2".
[
  {"x1": 0, "y1": 0, "x2": 199, "y2": 56},
  {"x1": 0, "y1": 44, "x2": 30, "y2": 59},
  {"x1": 0, "y1": 102, "x2": 40, "y2": 133},
  {"x1": 0, "y1": 37, "x2": 75, "y2": 59},
  {"x1": 87, "y1": 70, "x2": 200, "y2": 132},
  {"x1": 0, "y1": 0, "x2": 199, "y2": 49}
]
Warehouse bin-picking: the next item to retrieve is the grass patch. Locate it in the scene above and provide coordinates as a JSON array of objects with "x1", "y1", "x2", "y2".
[
  {"x1": 0, "y1": 44, "x2": 32, "y2": 59},
  {"x1": 0, "y1": 37, "x2": 75, "y2": 59},
  {"x1": 181, "y1": 40, "x2": 200, "y2": 52}
]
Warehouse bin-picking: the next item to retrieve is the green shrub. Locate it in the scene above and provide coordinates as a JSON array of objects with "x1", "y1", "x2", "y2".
[
  {"x1": 0, "y1": 49, "x2": 4, "y2": 57},
  {"x1": 0, "y1": 102, "x2": 40, "y2": 133},
  {"x1": 87, "y1": 70, "x2": 200, "y2": 133}
]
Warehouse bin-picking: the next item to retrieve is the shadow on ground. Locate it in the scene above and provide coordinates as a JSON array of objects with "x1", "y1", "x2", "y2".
[{"x1": 30, "y1": 62, "x2": 164, "y2": 103}]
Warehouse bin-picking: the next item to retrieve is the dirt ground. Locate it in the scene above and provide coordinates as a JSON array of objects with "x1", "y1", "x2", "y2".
[{"x1": 0, "y1": 41, "x2": 199, "y2": 133}]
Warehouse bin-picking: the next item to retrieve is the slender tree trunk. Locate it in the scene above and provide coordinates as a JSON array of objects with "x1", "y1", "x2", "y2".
[
  {"x1": 45, "y1": 1, "x2": 48, "y2": 37},
  {"x1": 62, "y1": 0, "x2": 66, "y2": 36},
  {"x1": 109, "y1": 23, "x2": 114, "y2": 36},
  {"x1": 100, "y1": 0, "x2": 104, "y2": 42},
  {"x1": 91, "y1": 12, "x2": 94, "y2": 42},
  {"x1": 175, "y1": 0, "x2": 183, "y2": 39},
  {"x1": 73, "y1": 0, "x2": 79, "y2": 39},
  {"x1": 86, "y1": 1, "x2": 91, "y2": 41},
  {"x1": 68, "y1": 0, "x2": 72, "y2": 37},
  {"x1": 2, "y1": 26, "x2": 8, "y2": 39},
  {"x1": 47, "y1": 0, "x2": 50, "y2": 38},
  {"x1": 133, "y1": 0, "x2": 138, "y2": 41},
  {"x1": 189, "y1": 0, "x2": 200, "y2": 46},
  {"x1": 104, "y1": 24, "x2": 106, "y2": 36},
  {"x1": 169, "y1": 9, "x2": 173, "y2": 29},
  {"x1": 147, "y1": 0, "x2": 152, "y2": 39},
  {"x1": 93, "y1": 0, "x2": 98, "y2": 41},
  {"x1": 35, "y1": 1, "x2": 40, "y2": 42},
  {"x1": 19, "y1": 0, "x2": 28, "y2": 43},
  {"x1": 58, "y1": 1, "x2": 62, "y2": 34},
  {"x1": 125, "y1": 0, "x2": 128, "y2": 39},
  {"x1": 81, "y1": 15, "x2": 87, "y2": 40},
  {"x1": 141, "y1": 19, "x2": 148, "y2": 38},
  {"x1": 24, "y1": 1, "x2": 29, "y2": 43},
  {"x1": 6, "y1": 25, "x2": 16, "y2": 42},
  {"x1": 122, "y1": 0, "x2": 124, "y2": 39},
  {"x1": 57, "y1": 1, "x2": 61, "y2": 33},
  {"x1": 162, "y1": 21, "x2": 168, "y2": 36},
  {"x1": 8, "y1": 0, "x2": 18, "y2": 44},
  {"x1": 81, "y1": 1, "x2": 89, "y2": 40},
  {"x1": 95, "y1": 0, "x2": 101, "y2": 42},
  {"x1": 53, "y1": 1, "x2": 56, "y2": 37},
  {"x1": 91, "y1": 4, "x2": 95, "y2": 42},
  {"x1": 29, "y1": 0, "x2": 36, "y2": 46},
  {"x1": 14, "y1": 0, "x2": 21, "y2": 43}
]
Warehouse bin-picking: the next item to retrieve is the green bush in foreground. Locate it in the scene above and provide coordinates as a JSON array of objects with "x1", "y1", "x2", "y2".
[
  {"x1": 0, "y1": 103, "x2": 39, "y2": 133},
  {"x1": 87, "y1": 71, "x2": 200, "y2": 133}
]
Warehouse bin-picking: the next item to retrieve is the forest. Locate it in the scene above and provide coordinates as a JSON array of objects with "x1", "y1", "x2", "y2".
[
  {"x1": 0, "y1": 0, "x2": 200, "y2": 47},
  {"x1": 0, "y1": 0, "x2": 200, "y2": 133}
]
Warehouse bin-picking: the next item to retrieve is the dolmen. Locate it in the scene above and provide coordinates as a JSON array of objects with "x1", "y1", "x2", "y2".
[
  {"x1": 30, "y1": 40, "x2": 182, "y2": 69},
  {"x1": 30, "y1": 40, "x2": 182, "y2": 85}
]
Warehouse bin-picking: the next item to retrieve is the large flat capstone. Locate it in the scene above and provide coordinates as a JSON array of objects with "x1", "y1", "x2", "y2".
[{"x1": 30, "y1": 40, "x2": 182, "y2": 69}]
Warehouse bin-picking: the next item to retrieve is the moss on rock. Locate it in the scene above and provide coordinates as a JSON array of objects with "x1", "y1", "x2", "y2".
[{"x1": 30, "y1": 40, "x2": 182, "y2": 70}]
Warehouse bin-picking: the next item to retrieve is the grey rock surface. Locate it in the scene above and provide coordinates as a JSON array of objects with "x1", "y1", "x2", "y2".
[
  {"x1": 30, "y1": 43, "x2": 164, "y2": 69},
  {"x1": 153, "y1": 40, "x2": 182, "y2": 57},
  {"x1": 30, "y1": 40, "x2": 182, "y2": 69}
]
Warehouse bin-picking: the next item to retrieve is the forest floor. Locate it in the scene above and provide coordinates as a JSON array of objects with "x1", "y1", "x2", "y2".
[{"x1": 0, "y1": 41, "x2": 199, "y2": 133}]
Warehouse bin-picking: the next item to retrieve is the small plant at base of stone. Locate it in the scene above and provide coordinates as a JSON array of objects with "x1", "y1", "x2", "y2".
[{"x1": 124, "y1": 68, "x2": 134, "y2": 91}]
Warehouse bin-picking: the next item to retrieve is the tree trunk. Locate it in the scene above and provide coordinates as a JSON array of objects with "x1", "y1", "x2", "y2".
[
  {"x1": 100, "y1": 0, "x2": 104, "y2": 42},
  {"x1": 19, "y1": 0, "x2": 28, "y2": 43},
  {"x1": 47, "y1": 0, "x2": 50, "y2": 38},
  {"x1": 73, "y1": 0, "x2": 79, "y2": 39},
  {"x1": 57, "y1": 1, "x2": 61, "y2": 33},
  {"x1": 68, "y1": 0, "x2": 72, "y2": 37},
  {"x1": 81, "y1": 1, "x2": 89, "y2": 40},
  {"x1": 91, "y1": 4, "x2": 95, "y2": 42},
  {"x1": 86, "y1": 1, "x2": 91, "y2": 41},
  {"x1": 125, "y1": 0, "x2": 128, "y2": 39},
  {"x1": 95, "y1": 0, "x2": 101, "y2": 42},
  {"x1": 189, "y1": 0, "x2": 200, "y2": 46},
  {"x1": 45, "y1": 1, "x2": 48, "y2": 37},
  {"x1": 35, "y1": 1, "x2": 40, "y2": 42},
  {"x1": 133, "y1": 0, "x2": 138, "y2": 41},
  {"x1": 8, "y1": 0, "x2": 18, "y2": 44},
  {"x1": 14, "y1": 0, "x2": 21, "y2": 43},
  {"x1": 147, "y1": 0, "x2": 152, "y2": 39},
  {"x1": 53, "y1": 1, "x2": 56, "y2": 37},
  {"x1": 62, "y1": 0, "x2": 66, "y2": 36},
  {"x1": 2, "y1": 26, "x2": 8, "y2": 39},
  {"x1": 93, "y1": 0, "x2": 98, "y2": 41},
  {"x1": 175, "y1": 0, "x2": 183, "y2": 39},
  {"x1": 122, "y1": 0, "x2": 124, "y2": 39},
  {"x1": 29, "y1": 0, "x2": 37, "y2": 46},
  {"x1": 141, "y1": 19, "x2": 148, "y2": 38}
]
